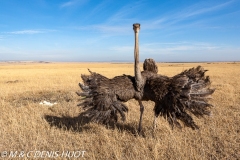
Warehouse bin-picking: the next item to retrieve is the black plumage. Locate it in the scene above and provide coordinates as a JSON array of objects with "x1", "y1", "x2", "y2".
[
  {"x1": 76, "y1": 23, "x2": 215, "y2": 132},
  {"x1": 77, "y1": 64, "x2": 214, "y2": 130}
]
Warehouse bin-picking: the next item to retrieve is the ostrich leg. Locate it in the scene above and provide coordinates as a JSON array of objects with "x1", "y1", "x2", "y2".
[
  {"x1": 138, "y1": 100, "x2": 144, "y2": 133},
  {"x1": 153, "y1": 115, "x2": 157, "y2": 131}
]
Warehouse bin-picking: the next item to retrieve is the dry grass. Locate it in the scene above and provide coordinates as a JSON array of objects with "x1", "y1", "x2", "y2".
[{"x1": 0, "y1": 62, "x2": 239, "y2": 159}]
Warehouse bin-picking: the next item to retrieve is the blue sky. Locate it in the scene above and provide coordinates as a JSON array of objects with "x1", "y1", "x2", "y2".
[{"x1": 0, "y1": 0, "x2": 239, "y2": 62}]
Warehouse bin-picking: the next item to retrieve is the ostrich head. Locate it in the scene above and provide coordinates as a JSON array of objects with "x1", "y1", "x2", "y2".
[{"x1": 133, "y1": 23, "x2": 140, "y2": 33}]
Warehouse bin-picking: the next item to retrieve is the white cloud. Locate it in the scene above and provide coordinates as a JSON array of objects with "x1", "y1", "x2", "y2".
[
  {"x1": 147, "y1": 0, "x2": 235, "y2": 30},
  {"x1": 8, "y1": 30, "x2": 44, "y2": 34},
  {"x1": 74, "y1": 24, "x2": 132, "y2": 36},
  {"x1": 5, "y1": 29, "x2": 57, "y2": 35},
  {"x1": 70, "y1": 0, "x2": 236, "y2": 38},
  {"x1": 110, "y1": 41, "x2": 222, "y2": 54},
  {"x1": 60, "y1": 0, "x2": 88, "y2": 8},
  {"x1": 175, "y1": 1, "x2": 234, "y2": 20},
  {"x1": 74, "y1": 0, "x2": 236, "y2": 37},
  {"x1": 109, "y1": 42, "x2": 240, "y2": 62},
  {"x1": 60, "y1": 0, "x2": 76, "y2": 8},
  {"x1": 85, "y1": 1, "x2": 110, "y2": 18},
  {"x1": 107, "y1": 1, "x2": 143, "y2": 22}
]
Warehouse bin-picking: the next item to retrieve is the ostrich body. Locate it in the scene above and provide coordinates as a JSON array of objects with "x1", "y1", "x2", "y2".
[{"x1": 77, "y1": 23, "x2": 215, "y2": 132}]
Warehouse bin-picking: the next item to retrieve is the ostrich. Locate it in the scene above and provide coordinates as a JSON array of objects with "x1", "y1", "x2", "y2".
[{"x1": 77, "y1": 23, "x2": 215, "y2": 133}]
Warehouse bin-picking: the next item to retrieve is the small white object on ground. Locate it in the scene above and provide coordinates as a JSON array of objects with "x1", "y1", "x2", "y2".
[{"x1": 39, "y1": 101, "x2": 57, "y2": 106}]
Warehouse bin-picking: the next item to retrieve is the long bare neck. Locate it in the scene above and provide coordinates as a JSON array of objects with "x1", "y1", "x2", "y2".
[{"x1": 133, "y1": 23, "x2": 143, "y2": 91}]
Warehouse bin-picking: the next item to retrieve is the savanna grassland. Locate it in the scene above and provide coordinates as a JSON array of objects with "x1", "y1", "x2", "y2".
[{"x1": 0, "y1": 62, "x2": 239, "y2": 160}]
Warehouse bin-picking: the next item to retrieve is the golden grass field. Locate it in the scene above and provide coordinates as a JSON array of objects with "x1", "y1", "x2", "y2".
[{"x1": 0, "y1": 62, "x2": 239, "y2": 159}]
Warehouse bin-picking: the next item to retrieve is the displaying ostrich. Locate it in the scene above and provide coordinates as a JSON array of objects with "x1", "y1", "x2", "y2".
[{"x1": 76, "y1": 23, "x2": 215, "y2": 133}]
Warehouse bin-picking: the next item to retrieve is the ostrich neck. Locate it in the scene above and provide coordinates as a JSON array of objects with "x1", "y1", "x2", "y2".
[{"x1": 134, "y1": 30, "x2": 143, "y2": 91}]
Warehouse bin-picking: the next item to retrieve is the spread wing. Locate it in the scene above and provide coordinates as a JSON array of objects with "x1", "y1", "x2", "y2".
[
  {"x1": 77, "y1": 69, "x2": 136, "y2": 124},
  {"x1": 149, "y1": 66, "x2": 215, "y2": 129}
]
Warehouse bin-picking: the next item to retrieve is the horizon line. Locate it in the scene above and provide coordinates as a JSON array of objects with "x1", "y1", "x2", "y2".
[{"x1": 1, "y1": 60, "x2": 240, "y2": 63}]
